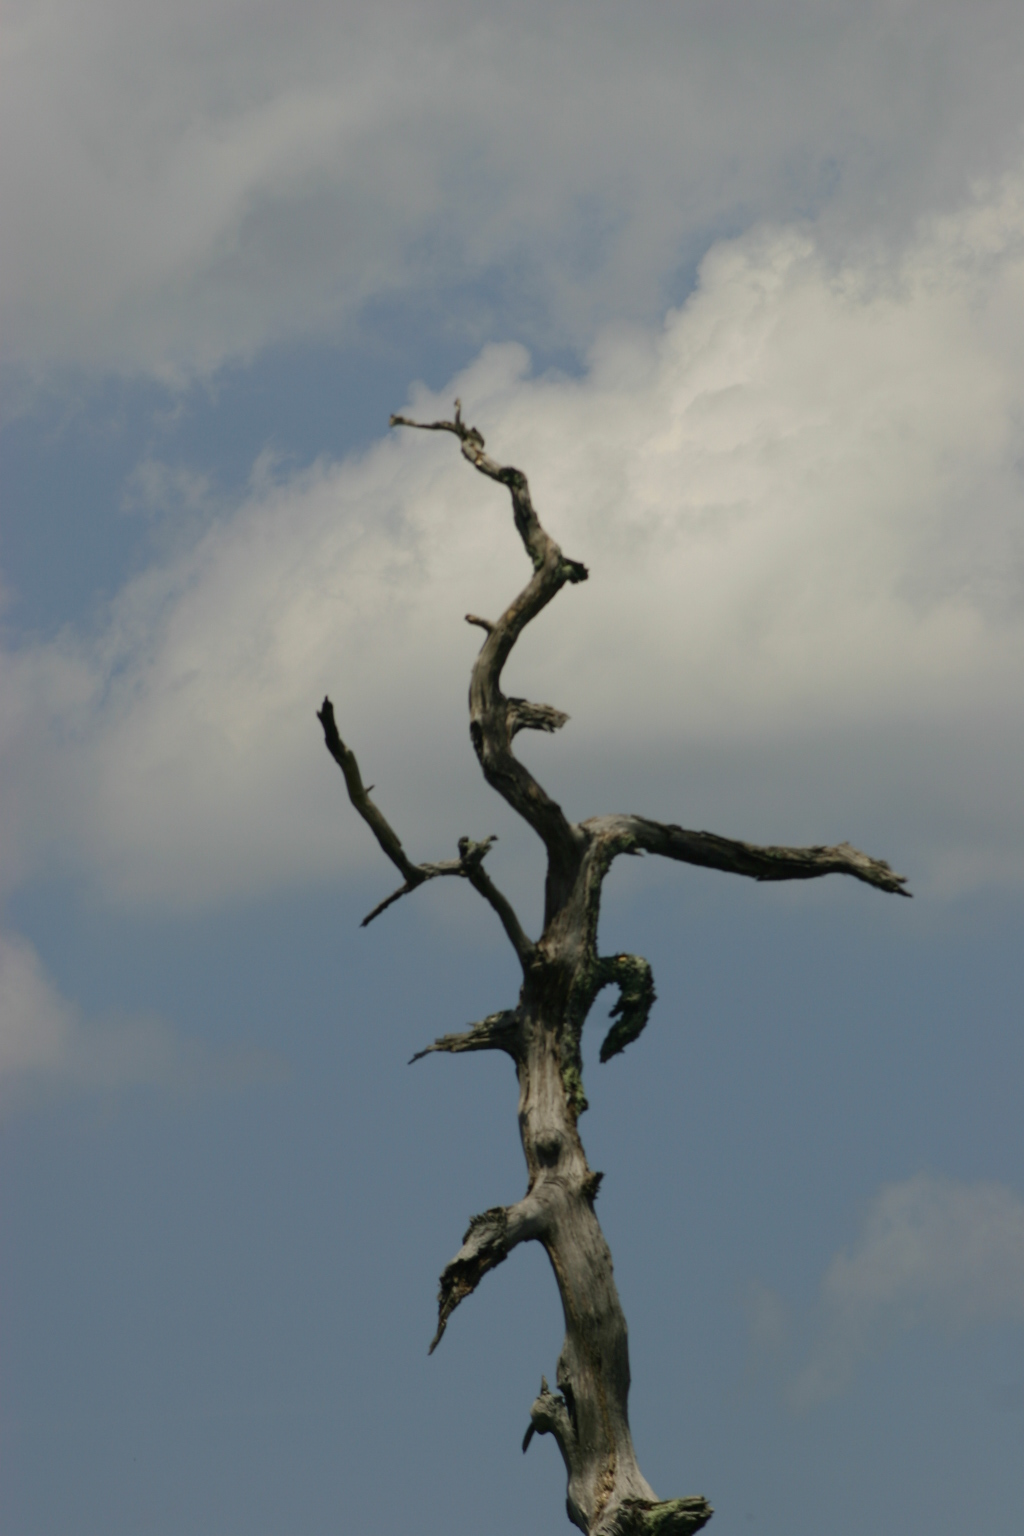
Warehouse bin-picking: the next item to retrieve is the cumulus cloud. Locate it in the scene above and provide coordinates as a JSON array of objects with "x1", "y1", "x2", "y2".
[
  {"x1": 2, "y1": 169, "x2": 1024, "y2": 907},
  {"x1": 0, "y1": 930, "x2": 284, "y2": 1096},
  {"x1": 789, "y1": 1174, "x2": 1024, "y2": 1407},
  {"x1": 3, "y1": 0, "x2": 1024, "y2": 379}
]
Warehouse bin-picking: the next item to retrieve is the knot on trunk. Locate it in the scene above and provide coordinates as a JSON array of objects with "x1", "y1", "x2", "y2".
[
  {"x1": 456, "y1": 833, "x2": 498, "y2": 869},
  {"x1": 522, "y1": 1375, "x2": 576, "y2": 1460}
]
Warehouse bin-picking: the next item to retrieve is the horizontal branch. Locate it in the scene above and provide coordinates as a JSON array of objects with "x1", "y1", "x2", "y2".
[
  {"x1": 430, "y1": 1194, "x2": 545, "y2": 1353},
  {"x1": 410, "y1": 1009, "x2": 521, "y2": 1064},
  {"x1": 587, "y1": 814, "x2": 910, "y2": 897}
]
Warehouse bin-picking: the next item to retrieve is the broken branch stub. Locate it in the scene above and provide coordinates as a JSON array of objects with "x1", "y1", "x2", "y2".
[
  {"x1": 409, "y1": 1009, "x2": 521, "y2": 1065},
  {"x1": 315, "y1": 403, "x2": 909, "y2": 1533},
  {"x1": 430, "y1": 1196, "x2": 544, "y2": 1353}
]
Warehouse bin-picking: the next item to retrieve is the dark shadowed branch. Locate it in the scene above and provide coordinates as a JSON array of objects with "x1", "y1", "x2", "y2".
[
  {"x1": 458, "y1": 839, "x2": 537, "y2": 965},
  {"x1": 317, "y1": 695, "x2": 420, "y2": 883}
]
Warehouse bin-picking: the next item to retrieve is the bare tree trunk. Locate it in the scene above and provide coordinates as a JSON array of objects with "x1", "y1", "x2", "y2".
[{"x1": 317, "y1": 402, "x2": 908, "y2": 1535}]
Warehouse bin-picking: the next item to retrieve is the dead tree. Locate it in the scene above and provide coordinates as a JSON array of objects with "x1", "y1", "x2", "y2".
[{"x1": 317, "y1": 403, "x2": 909, "y2": 1536}]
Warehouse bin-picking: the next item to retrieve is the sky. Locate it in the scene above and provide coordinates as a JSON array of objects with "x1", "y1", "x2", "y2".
[{"x1": 1, "y1": 1, "x2": 1023, "y2": 1533}]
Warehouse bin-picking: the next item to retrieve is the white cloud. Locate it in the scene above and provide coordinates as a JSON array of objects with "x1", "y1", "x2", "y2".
[
  {"x1": 790, "y1": 1174, "x2": 1024, "y2": 1407},
  {"x1": 2, "y1": 169, "x2": 1024, "y2": 907},
  {"x1": 0, "y1": 929, "x2": 284, "y2": 1096},
  {"x1": 3, "y1": 0, "x2": 1024, "y2": 379}
]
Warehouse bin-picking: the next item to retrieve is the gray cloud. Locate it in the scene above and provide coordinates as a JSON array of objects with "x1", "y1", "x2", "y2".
[
  {"x1": 0, "y1": 929, "x2": 73, "y2": 1075},
  {"x1": 4, "y1": 0, "x2": 1024, "y2": 380},
  {"x1": 2, "y1": 174, "x2": 1023, "y2": 909},
  {"x1": 0, "y1": 929, "x2": 285, "y2": 1097},
  {"x1": 788, "y1": 1174, "x2": 1024, "y2": 1407}
]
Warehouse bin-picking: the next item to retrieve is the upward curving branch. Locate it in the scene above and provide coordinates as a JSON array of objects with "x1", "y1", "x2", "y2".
[
  {"x1": 319, "y1": 402, "x2": 909, "y2": 1536},
  {"x1": 391, "y1": 401, "x2": 588, "y2": 923}
]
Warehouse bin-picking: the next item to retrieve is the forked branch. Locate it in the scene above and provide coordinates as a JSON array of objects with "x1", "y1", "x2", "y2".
[{"x1": 317, "y1": 697, "x2": 534, "y2": 958}]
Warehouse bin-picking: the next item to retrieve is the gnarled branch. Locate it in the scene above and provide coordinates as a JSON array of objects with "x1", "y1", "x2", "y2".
[
  {"x1": 391, "y1": 404, "x2": 587, "y2": 924},
  {"x1": 597, "y1": 953, "x2": 657, "y2": 1063},
  {"x1": 392, "y1": 400, "x2": 586, "y2": 581}
]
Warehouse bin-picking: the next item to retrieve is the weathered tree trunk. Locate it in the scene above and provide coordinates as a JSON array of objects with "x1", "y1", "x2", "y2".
[{"x1": 317, "y1": 402, "x2": 908, "y2": 1535}]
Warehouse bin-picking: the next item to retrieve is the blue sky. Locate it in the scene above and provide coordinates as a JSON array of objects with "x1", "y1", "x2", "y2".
[{"x1": 2, "y1": 2, "x2": 1023, "y2": 1533}]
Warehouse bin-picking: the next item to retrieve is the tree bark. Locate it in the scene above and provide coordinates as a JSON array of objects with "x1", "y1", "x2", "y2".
[{"x1": 318, "y1": 401, "x2": 909, "y2": 1535}]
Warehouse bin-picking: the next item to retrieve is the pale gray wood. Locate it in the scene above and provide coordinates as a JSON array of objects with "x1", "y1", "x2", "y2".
[{"x1": 318, "y1": 403, "x2": 909, "y2": 1535}]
